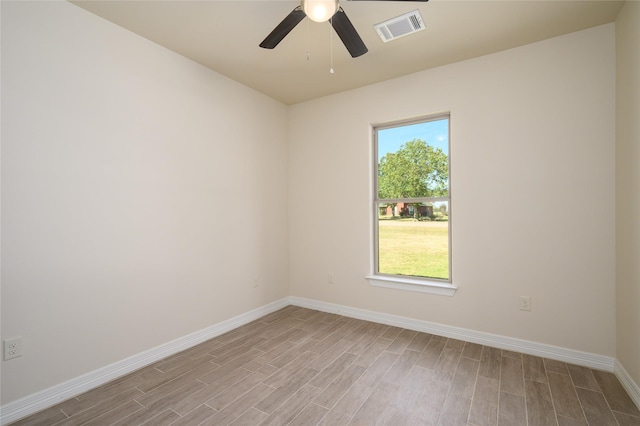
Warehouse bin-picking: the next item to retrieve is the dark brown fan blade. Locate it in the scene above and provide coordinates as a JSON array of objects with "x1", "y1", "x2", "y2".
[
  {"x1": 331, "y1": 8, "x2": 368, "y2": 58},
  {"x1": 260, "y1": 7, "x2": 306, "y2": 49}
]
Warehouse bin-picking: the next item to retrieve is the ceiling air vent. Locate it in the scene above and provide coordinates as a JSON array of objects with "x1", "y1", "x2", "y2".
[{"x1": 374, "y1": 9, "x2": 425, "y2": 43}]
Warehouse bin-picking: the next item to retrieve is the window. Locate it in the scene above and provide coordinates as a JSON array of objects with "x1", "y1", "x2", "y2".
[{"x1": 368, "y1": 114, "x2": 455, "y2": 296}]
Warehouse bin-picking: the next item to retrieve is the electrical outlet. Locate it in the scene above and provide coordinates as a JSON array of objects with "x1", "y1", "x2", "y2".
[
  {"x1": 328, "y1": 274, "x2": 334, "y2": 285},
  {"x1": 4, "y1": 337, "x2": 23, "y2": 360},
  {"x1": 253, "y1": 277, "x2": 261, "y2": 288},
  {"x1": 519, "y1": 296, "x2": 532, "y2": 311}
]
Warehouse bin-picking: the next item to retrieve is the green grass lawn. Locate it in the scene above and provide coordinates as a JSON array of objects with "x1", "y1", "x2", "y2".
[{"x1": 378, "y1": 219, "x2": 449, "y2": 280}]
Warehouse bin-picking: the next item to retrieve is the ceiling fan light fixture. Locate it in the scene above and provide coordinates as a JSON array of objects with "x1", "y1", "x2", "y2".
[{"x1": 303, "y1": 0, "x2": 339, "y2": 23}]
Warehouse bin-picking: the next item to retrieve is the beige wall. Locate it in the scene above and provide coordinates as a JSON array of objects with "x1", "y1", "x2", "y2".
[
  {"x1": 1, "y1": 1, "x2": 289, "y2": 404},
  {"x1": 289, "y1": 24, "x2": 617, "y2": 356},
  {"x1": 616, "y1": 1, "x2": 640, "y2": 387}
]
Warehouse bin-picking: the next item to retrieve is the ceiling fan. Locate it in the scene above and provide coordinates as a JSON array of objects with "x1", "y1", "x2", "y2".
[{"x1": 259, "y1": 0, "x2": 428, "y2": 58}]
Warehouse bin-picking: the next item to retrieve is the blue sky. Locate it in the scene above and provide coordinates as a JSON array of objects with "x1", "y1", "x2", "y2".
[{"x1": 377, "y1": 118, "x2": 449, "y2": 161}]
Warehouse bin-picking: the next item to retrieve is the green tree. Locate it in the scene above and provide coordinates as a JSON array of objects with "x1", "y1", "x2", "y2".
[{"x1": 378, "y1": 139, "x2": 449, "y2": 201}]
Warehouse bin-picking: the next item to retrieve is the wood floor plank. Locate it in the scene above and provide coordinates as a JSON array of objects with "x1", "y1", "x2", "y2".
[
  {"x1": 567, "y1": 364, "x2": 601, "y2": 391},
  {"x1": 81, "y1": 400, "x2": 144, "y2": 426},
  {"x1": 308, "y1": 324, "x2": 356, "y2": 354},
  {"x1": 498, "y1": 391, "x2": 527, "y2": 426},
  {"x1": 389, "y1": 365, "x2": 433, "y2": 414},
  {"x1": 379, "y1": 406, "x2": 409, "y2": 425},
  {"x1": 268, "y1": 337, "x2": 320, "y2": 369},
  {"x1": 575, "y1": 387, "x2": 618, "y2": 425},
  {"x1": 557, "y1": 415, "x2": 588, "y2": 426},
  {"x1": 228, "y1": 407, "x2": 268, "y2": 426},
  {"x1": 255, "y1": 325, "x2": 308, "y2": 349},
  {"x1": 317, "y1": 382, "x2": 373, "y2": 426},
  {"x1": 500, "y1": 356, "x2": 524, "y2": 396},
  {"x1": 432, "y1": 347, "x2": 462, "y2": 384},
  {"x1": 104, "y1": 405, "x2": 178, "y2": 426},
  {"x1": 613, "y1": 411, "x2": 640, "y2": 425},
  {"x1": 352, "y1": 351, "x2": 398, "y2": 389},
  {"x1": 310, "y1": 352, "x2": 357, "y2": 389},
  {"x1": 9, "y1": 406, "x2": 68, "y2": 426},
  {"x1": 407, "y1": 332, "x2": 432, "y2": 353},
  {"x1": 592, "y1": 369, "x2": 640, "y2": 417},
  {"x1": 524, "y1": 379, "x2": 556, "y2": 425},
  {"x1": 385, "y1": 329, "x2": 418, "y2": 354},
  {"x1": 523, "y1": 354, "x2": 548, "y2": 383},
  {"x1": 199, "y1": 363, "x2": 253, "y2": 387},
  {"x1": 548, "y1": 371, "x2": 586, "y2": 421},
  {"x1": 438, "y1": 395, "x2": 472, "y2": 426},
  {"x1": 353, "y1": 338, "x2": 392, "y2": 369},
  {"x1": 136, "y1": 380, "x2": 208, "y2": 415},
  {"x1": 478, "y1": 346, "x2": 502, "y2": 380},
  {"x1": 407, "y1": 378, "x2": 449, "y2": 425},
  {"x1": 254, "y1": 368, "x2": 319, "y2": 414},
  {"x1": 263, "y1": 351, "x2": 319, "y2": 388},
  {"x1": 139, "y1": 409, "x2": 180, "y2": 426},
  {"x1": 313, "y1": 364, "x2": 366, "y2": 409},
  {"x1": 209, "y1": 334, "x2": 267, "y2": 360},
  {"x1": 415, "y1": 335, "x2": 446, "y2": 369},
  {"x1": 349, "y1": 381, "x2": 398, "y2": 426},
  {"x1": 289, "y1": 402, "x2": 329, "y2": 426},
  {"x1": 380, "y1": 348, "x2": 421, "y2": 387},
  {"x1": 449, "y1": 357, "x2": 480, "y2": 399},
  {"x1": 380, "y1": 326, "x2": 404, "y2": 341},
  {"x1": 462, "y1": 342, "x2": 483, "y2": 361},
  {"x1": 502, "y1": 350, "x2": 522, "y2": 359},
  {"x1": 544, "y1": 358, "x2": 570, "y2": 376},
  {"x1": 308, "y1": 322, "x2": 342, "y2": 341},
  {"x1": 346, "y1": 326, "x2": 387, "y2": 357},
  {"x1": 468, "y1": 376, "x2": 499, "y2": 426},
  {"x1": 201, "y1": 383, "x2": 274, "y2": 426},
  {"x1": 53, "y1": 387, "x2": 144, "y2": 426},
  {"x1": 135, "y1": 362, "x2": 217, "y2": 408},
  {"x1": 308, "y1": 338, "x2": 353, "y2": 371},
  {"x1": 104, "y1": 366, "x2": 165, "y2": 395},
  {"x1": 445, "y1": 338, "x2": 467, "y2": 351},
  {"x1": 245, "y1": 340, "x2": 310, "y2": 371},
  {"x1": 169, "y1": 404, "x2": 217, "y2": 426},
  {"x1": 258, "y1": 384, "x2": 322, "y2": 426},
  {"x1": 171, "y1": 370, "x2": 247, "y2": 415},
  {"x1": 204, "y1": 364, "x2": 279, "y2": 411}
]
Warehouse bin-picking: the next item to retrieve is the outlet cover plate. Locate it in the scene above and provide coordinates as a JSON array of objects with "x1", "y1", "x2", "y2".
[
  {"x1": 4, "y1": 337, "x2": 23, "y2": 360},
  {"x1": 519, "y1": 296, "x2": 532, "y2": 311}
]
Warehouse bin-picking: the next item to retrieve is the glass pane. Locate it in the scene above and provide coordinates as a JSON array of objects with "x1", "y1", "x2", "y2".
[
  {"x1": 377, "y1": 119, "x2": 449, "y2": 199},
  {"x1": 377, "y1": 201, "x2": 449, "y2": 280}
]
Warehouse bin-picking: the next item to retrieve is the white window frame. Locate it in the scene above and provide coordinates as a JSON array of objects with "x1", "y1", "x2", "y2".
[{"x1": 367, "y1": 114, "x2": 457, "y2": 296}]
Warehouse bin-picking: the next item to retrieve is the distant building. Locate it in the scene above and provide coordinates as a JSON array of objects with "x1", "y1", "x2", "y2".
[{"x1": 380, "y1": 202, "x2": 433, "y2": 217}]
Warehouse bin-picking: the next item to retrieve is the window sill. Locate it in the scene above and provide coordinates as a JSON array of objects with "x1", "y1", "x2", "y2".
[{"x1": 366, "y1": 275, "x2": 457, "y2": 296}]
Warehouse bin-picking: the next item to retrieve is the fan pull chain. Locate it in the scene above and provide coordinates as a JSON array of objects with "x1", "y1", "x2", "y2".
[
  {"x1": 329, "y1": 19, "x2": 334, "y2": 74},
  {"x1": 306, "y1": 18, "x2": 311, "y2": 60}
]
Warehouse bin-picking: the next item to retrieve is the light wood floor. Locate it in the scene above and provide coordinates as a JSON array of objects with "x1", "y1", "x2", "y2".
[{"x1": 10, "y1": 306, "x2": 640, "y2": 426}]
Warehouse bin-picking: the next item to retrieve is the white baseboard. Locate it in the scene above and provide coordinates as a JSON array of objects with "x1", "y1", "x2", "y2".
[
  {"x1": 3, "y1": 296, "x2": 638, "y2": 424},
  {"x1": 288, "y1": 296, "x2": 616, "y2": 372},
  {"x1": 0, "y1": 298, "x2": 290, "y2": 425},
  {"x1": 615, "y1": 360, "x2": 640, "y2": 411}
]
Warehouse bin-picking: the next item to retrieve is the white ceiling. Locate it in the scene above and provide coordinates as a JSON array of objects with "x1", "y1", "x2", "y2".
[{"x1": 71, "y1": 0, "x2": 624, "y2": 105}]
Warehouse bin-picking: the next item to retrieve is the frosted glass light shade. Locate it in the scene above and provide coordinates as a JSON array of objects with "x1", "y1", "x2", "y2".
[{"x1": 303, "y1": 0, "x2": 339, "y2": 23}]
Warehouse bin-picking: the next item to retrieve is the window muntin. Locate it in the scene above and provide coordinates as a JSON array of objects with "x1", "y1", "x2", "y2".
[{"x1": 374, "y1": 115, "x2": 451, "y2": 282}]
